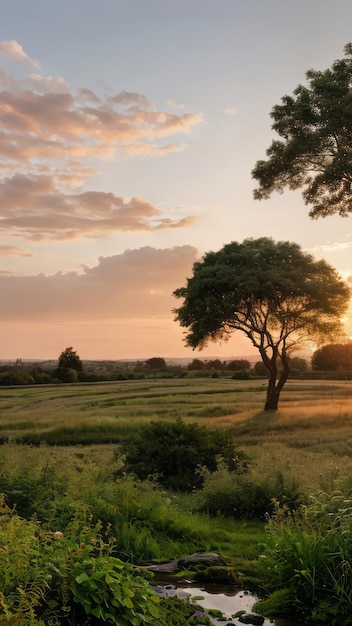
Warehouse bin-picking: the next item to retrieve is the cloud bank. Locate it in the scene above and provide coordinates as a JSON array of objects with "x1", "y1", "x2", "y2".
[{"x1": 0, "y1": 245, "x2": 198, "y2": 321}]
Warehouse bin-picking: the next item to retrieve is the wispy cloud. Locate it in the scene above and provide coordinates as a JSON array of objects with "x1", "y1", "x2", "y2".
[
  {"x1": 223, "y1": 105, "x2": 238, "y2": 116},
  {"x1": 0, "y1": 245, "x2": 33, "y2": 257},
  {"x1": 0, "y1": 40, "x2": 41, "y2": 68},
  {"x1": 310, "y1": 240, "x2": 352, "y2": 253},
  {"x1": 0, "y1": 40, "x2": 203, "y2": 241},
  {"x1": 167, "y1": 98, "x2": 184, "y2": 109}
]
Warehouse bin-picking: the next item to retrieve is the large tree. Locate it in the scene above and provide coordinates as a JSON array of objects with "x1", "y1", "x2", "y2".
[
  {"x1": 312, "y1": 342, "x2": 352, "y2": 371},
  {"x1": 173, "y1": 238, "x2": 350, "y2": 410},
  {"x1": 252, "y1": 43, "x2": 352, "y2": 218},
  {"x1": 58, "y1": 346, "x2": 83, "y2": 372}
]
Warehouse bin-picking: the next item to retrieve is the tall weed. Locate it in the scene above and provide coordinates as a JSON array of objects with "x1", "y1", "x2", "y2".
[{"x1": 254, "y1": 493, "x2": 352, "y2": 624}]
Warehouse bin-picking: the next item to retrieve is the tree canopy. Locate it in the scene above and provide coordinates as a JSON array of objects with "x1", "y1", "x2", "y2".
[
  {"x1": 173, "y1": 237, "x2": 350, "y2": 410},
  {"x1": 145, "y1": 357, "x2": 167, "y2": 370},
  {"x1": 252, "y1": 43, "x2": 352, "y2": 218},
  {"x1": 58, "y1": 346, "x2": 83, "y2": 372},
  {"x1": 312, "y1": 342, "x2": 352, "y2": 371}
]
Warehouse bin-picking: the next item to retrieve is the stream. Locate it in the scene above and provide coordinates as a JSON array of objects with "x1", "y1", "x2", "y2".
[{"x1": 152, "y1": 573, "x2": 304, "y2": 626}]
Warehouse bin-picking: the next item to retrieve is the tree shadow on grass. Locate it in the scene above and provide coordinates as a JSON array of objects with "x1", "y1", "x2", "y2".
[{"x1": 231, "y1": 410, "x2": 277, "y2": 440}]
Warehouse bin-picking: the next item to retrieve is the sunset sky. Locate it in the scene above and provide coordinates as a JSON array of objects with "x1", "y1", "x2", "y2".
[{"x1": 1, "y1": 0, "x2": 352, "y2": 362}]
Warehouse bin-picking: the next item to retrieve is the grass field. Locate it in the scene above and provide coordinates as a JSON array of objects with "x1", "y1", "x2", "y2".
[
  {"x1": 1, "y1": 377, "x2": 352, "y2": 624},
  {"x1": 1, "y1": 377, "x2": 352, "y2": 492}
]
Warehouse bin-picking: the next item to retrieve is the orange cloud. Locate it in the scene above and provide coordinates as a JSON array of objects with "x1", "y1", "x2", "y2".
[
  {"x1": 0, "y1": 246, "x2": 198, "y2": 321},
  {"x1": 0, "y1": 64, "x2": 203, "y2": 165},
  {"x1": 0, "y1": 245, "x2": 32, "y2": 257},
  {"x1": 0, "y1": 40, "x2": 203, "y2": 241},
  {"x1": 0, "y1": 174, "x2": 195, "y2": 240}
]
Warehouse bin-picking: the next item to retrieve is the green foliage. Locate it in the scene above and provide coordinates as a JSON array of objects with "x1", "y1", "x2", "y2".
[
  {"x1": 0, "y1": 495, "x2": 50, "y2": 623},
  {"x1": 254, "y1": 361, "x2": 268, "y2": 377},
  {"x1": 231, "y1": 370, "x2": 250, "y2": 380},
  {"x1": 0, "y1": 498, "x2": 171, "y2": 626},
  {"x1": 0, "y1": 481, "x2": 258, "y2": 626},
  {"x1": 173, "y1": 237, "x2": 349, "y2": 410},
  {"x1": 58, "y1": 346, "x2": 83, "y2": 372},
  {"x1": 53, "y1": 367, "x2": 78, "y2": 383},
  {"x1": 159, "y1": 597, "x2": 213, "y2": 625},
  {"x1": 31, "y1": 368, "x2": 52, "y2": 384},
  {"x1": 312, "y1": 341, "x2": 352, "y2": 371},
  {"x1": 252, "y1": 42, "x2": 352, "y2": 218},
  {"x1": 197, "y1": 462, "x2": 302, "y2": 519},
  {"x1": 254, "y1": 493, "x2": 352, "y2": 624},
  {"x1": 226, "y1": 359, "x2": 251, "y2": 371},
  {"x1": 0, "y1": 368, "x2": 35, "y2": 385},
  {"x1": 0, "y1": 442, "x2": 211, "y2": 563},
  {"x1": 145, "y1": 357, "x2": 167, "y2": 370},
  {"x1": 120, "y1": 417, "x2": 248, "y2": 491},
  {"x1": 68, "y1": 553, "x2": 162, "y2": 625}
]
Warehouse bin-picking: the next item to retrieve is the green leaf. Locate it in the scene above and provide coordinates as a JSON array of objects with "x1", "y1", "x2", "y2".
[
  {"x1": 122, "y1": 596, "x2": 134, "y2": 608},
  {"x1": 75, "y1": 571, "x2": 90, "y2": 584},
  {"x1": 91, "y1": 605, "x2": 103, "y2": 618}
]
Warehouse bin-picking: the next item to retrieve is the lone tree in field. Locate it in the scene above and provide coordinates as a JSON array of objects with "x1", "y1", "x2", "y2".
[
  {"x1": 58, "y1": 346, "x2": 83, "y2": 372},
  {"x1": 252, "y1": 43, "x2": 352, "y2": 218},
  {"x1": 173, "y1": 238, "x2": 350, "y2": 410}
]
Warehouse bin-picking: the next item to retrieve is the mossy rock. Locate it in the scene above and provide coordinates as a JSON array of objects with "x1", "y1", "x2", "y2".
[
  {"x1": 160, "y1": 597, "x2": 211, "y2": 625},
  {"x1": 178, "y1": 552, "x2": 227, "y2": 571},
  {"x1": 194, "y1": 565, "x2": 241, "y2": 585}
]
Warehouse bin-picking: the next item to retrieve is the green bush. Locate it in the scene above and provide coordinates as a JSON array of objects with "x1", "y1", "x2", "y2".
[
  {"x1": 254, "y1": 493, "x2": 352, "y2": 624},
  {"x1": 120, "y1": 417, "x2": 248, "y2": 491},
  {"x1": 0, "y1": 443, "x2": 208, "y2": 563},
  {"x1": 198, "y1": 462, "x2": 302, "y2": 519},
  {"x1": 53, "y1": 367, "x2": 78, "y2": 383},
  {"x1": 0, "y1": 494, "x2": 217, "y2": 626},
  {"x1": 0, "y1": 369, "x2": 35, "y2": 385},
  {"x1": 231, "y1": 370, "x2": 250, "y2": 380},
  {"x1": 0, "y1": 497, "x2": 166, "y2": 625}
]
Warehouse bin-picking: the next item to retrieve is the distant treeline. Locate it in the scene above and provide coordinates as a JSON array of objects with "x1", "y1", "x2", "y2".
[{"x1": 1, "y1": 347, "x2": 352, "y2": 385}]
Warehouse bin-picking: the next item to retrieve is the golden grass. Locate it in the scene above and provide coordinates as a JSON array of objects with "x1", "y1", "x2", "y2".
[{"x1": 1, "y1": 378, "x2": 352, "y2": 493}]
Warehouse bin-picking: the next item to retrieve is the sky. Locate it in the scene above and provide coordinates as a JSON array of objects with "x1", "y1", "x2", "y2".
[{"x1": 1, "y1": 0, "x2": 352, "y2": 362}]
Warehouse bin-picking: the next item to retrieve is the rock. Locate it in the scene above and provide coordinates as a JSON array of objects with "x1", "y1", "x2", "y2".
[
  {"x1": 143, "y1": 559, "x2": 179, "y2": 573},
  {"x1": 195, "y1": 565, "x2": 241, "y2": 586},
  {"x1": 238, "y1": 613, "x2": 265, "y2": 625},
  {"x1": 151, "y1": 584, "x2": 190, "y2": 599},
  {"x1": 177, "y1": 552, "x2": 227, "y2": 570}
]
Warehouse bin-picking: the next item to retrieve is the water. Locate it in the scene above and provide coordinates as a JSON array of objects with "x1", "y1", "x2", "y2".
[{"x1": 152, "y1": 574, "x2": 303, "y2": 626}]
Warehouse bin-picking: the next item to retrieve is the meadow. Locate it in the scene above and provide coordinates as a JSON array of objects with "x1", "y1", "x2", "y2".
[
  {"x1": 0, "y1": 377, "x2": 352, "y2": 625},
  {"x1": 1, "y1": 377, "x2": 352, "y2": 487}
]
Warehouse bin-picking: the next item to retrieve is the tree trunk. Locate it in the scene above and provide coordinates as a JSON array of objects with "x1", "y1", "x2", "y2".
[
  {"x1": 263, "y1": 350, "x2": 290, "y2": 411},
  {"x1": 264, "y1": 376, "x2": 280, "y2": 410}
]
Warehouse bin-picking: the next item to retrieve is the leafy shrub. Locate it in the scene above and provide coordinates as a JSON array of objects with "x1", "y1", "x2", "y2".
[
  {"x1": 67, "y1": 552, "x2": 162, "y2": 625},
  {"x1": 198, "y1": 462, "x2": 302, "y2": 519},
  {"x1": 231, "y1": 370, "x2": 250, "y2": 380},
  {"x1": 0, "y1": 497, "x2": 168, "y2": 625},
  {"x1": 254, "y1": 493, "x2": 352, "y2": 624},
  {"x1": 0, "y1": 493, "x2": 217, "y2": 626},
  {"x1": 119, "y1": 417, "x2": 248, "y2": 491}
]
